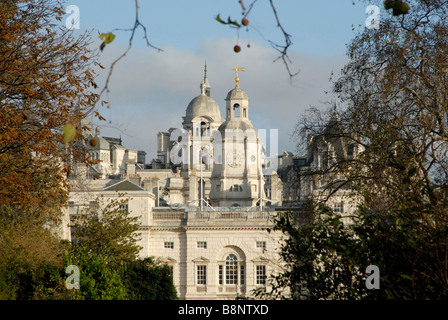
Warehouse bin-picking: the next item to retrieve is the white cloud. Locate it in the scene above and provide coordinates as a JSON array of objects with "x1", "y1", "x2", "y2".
[{"x1": 91, "y1": 37, "x2": 348, "y2": 161}]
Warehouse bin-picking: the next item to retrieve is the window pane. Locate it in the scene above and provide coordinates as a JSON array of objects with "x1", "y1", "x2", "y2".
[
  {"x1": 197, "y1": 265, "x2": 207, "y2": 285},
  {"x1": 256, "y1": 265, "x2": 266, "y2": 285},
  {"x1": 226, "y1": 254, "x2": 238, "y2": 285},
  {"x1": 197, "y1": 241, "x2": 207, "y2": 249},
  {"x1": 333, "y1": 202, "x2": 344, "y2": 213},
  {"x1": 240, "y1": 265, "x2": 245, "y2": 285},
  {"x1": 218, "y1": 265, "x2": 223, "y2": 285},
  {"x1": 256, "y1": 241, "x2": 266, "y2": 249}
]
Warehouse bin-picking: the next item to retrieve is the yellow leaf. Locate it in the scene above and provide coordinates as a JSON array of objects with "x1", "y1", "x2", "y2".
[
  {"x1": 99, "y1": 32, "x2": 115, "y2": 44},
  {"x1": 62, "y1": 123, "x2": 76, "y2": 144}
]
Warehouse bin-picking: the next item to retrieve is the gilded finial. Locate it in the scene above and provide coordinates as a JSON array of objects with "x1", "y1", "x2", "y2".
[{"x1": 232, "y1": 65, "x2": 244, "y2": 87}]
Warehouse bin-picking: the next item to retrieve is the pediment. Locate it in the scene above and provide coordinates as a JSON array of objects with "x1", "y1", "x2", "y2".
[
  {"x1": 192, "y1": 256, "x2": 210, "y2": 263},
  {"x1": 251, "y1": 256, "x2": 269, "y2": 264},
  {"x1": 103, "y1": 179, "x2": 144, "y2": 191},
  {"x1": 160, "y1": 257, "x2": 177, "y2": 264}
]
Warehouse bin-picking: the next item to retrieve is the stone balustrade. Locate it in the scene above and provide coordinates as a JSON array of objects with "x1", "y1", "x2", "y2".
[{"x1": 150, "y1": 207, "x2": 277, "y2": 227}]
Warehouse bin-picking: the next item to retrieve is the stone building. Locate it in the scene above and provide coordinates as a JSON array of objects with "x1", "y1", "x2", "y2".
[
  {"x1": 66, "y1": 66, "x2": 357, "y2": 299},
  {"x1": 67, "y1": 67, "x2": 287, "y2": 299}
]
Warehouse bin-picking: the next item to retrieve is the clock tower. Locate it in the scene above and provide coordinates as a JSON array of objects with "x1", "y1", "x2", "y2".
[{"x1": 209, "y1": 66, "x2": 265, "y2": 207}]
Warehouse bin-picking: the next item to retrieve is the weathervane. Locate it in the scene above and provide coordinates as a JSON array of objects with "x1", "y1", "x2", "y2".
[{"x1": 232, "y1": 65, "x2": 245, "y2": 87}]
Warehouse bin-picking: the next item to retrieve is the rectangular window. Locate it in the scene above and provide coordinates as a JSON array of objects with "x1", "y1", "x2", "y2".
[
  {"x1": 333, "y1": 202, "x2": 344, "y2": 213},
  {"x1": 197, "y1": 241, "x2": 207, "y2": 249},
  {"x1": 218, "y1": 265, "x2": 223, "y2": 285},
  {"x1": 197, "y1": 265, "x2": 207, "y2": 285},
  {"x1": 164, "y1": 241, "x2": 174, "y2": 249},
  {"x1": 240, "y1": 265, "x2": 245, "y2": 285},
  {"x1": 256, "y1": 241, "x2": 266, "y2": 250},
  {"x1": 226, "y1": 265, "x2": 238, "y2": 285},
  {"x1": 256, "y1": 265, "x2": 266, "y2": 285},
  {"x1": 119, "y1": 203, "x2": 129, "y2": 213}
]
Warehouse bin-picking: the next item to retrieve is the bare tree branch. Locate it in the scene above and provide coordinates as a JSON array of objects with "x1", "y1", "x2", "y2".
[{"x1": 86, "y1": 0, "x2": 162, "y2": 118}]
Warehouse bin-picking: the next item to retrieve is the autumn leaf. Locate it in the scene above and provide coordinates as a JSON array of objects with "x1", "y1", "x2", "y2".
[
  {"x1": 99, "y1": 32, "x2": 116, "y2": 51},
  {"x1": 62, "y1": 123, "x2": 76, "y2": 144}
]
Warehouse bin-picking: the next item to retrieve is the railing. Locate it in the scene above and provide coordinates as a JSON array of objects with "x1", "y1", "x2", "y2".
[
  {"x1": 216, "y1": 212, "x2": 247, "y2": 219},
  {"x1": 153, "y1": 211, "x2": 186, "y2": 220},
  {"x1": 152, "y1": 207, "x2": 274, "y2": 224}
]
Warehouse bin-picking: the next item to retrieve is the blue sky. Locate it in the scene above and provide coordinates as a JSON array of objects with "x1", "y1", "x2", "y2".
[{"x1": 63, "y1": 0, "x2": 374, "y2": 160}]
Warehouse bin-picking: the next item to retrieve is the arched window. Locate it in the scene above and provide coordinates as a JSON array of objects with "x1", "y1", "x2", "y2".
[
  {"x1": 200, "y1": 121, "x2": 207, "y2": 136},
  {"x1": 233, "y1": 104, "x2": 240, "y2": 117},
  {"x1": 225, "y1": 254, "x2": 238, "y2": 285},
  {"x1": 218, "y1": 250, "x2": 246, "y2": 292}
]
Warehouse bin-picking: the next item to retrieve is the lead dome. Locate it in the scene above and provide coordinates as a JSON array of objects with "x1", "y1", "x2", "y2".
[
  {"x1": 184, "y1": 67, "x2": 222, "y2": 124},
  {"x1": 185, "y1": 93, "x2": 221, "y2": 123},
  {"x1": 225, "y1": 86, "x2": 249, "y2": 101}
]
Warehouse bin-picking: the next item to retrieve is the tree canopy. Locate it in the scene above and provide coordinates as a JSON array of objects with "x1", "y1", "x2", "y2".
[{"x1": 264, "y1": 0, "x2": 448, "y2": 300}]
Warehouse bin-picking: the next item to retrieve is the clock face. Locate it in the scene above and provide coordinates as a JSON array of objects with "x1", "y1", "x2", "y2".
[{"x1": 226, "y1": 151, "x2": 242, "y2": 168}]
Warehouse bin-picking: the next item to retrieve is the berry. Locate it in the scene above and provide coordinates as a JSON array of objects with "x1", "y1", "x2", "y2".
[
  {"x1": 90, "y1": 138, "x2": 98, "y2": 147},
  {"x1": 234, "y1": 45, "x2": 241, "y2": 53},
  {"x1": 242, "y1": 18, "x2": 249, "y2": 26}
]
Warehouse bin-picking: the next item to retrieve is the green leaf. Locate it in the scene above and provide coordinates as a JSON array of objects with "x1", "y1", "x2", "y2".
[
  {"x1": 215, "y1": 14, "x2": 241, "y2": 27},
  {"x1": 215, "y1": 14, "x2": 226, "y2": 24},
  {"x1": 400, "y1": 274, "x2": 413, "y2": 281},
  {"x1": 227, "y1": 16, "x2": 241, "y2": 27}
]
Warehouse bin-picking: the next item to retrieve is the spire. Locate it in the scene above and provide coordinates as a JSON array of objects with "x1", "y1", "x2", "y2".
[
  {"x1": 200, "y1": 62, "x2": 211, "y2": 96},
  {"x1": 200, "y1": 79, "x2": 206, "y2": 95}
]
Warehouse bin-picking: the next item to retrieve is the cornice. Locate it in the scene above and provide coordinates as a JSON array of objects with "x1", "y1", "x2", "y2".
[{"x1": 138, "y1": 225, "x2": 273, "y2": 231}]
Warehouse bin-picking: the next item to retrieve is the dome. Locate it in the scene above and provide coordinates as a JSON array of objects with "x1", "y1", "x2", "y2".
[
  {"x1": 217, "y1": 118, "x2": 256, "y2": 136},
  {"x1": 225, "y1": 86, "x2": 248, "y2": 101},
  {"x1": 185, "y1": 93, "x2": 221, "y2": 123}
]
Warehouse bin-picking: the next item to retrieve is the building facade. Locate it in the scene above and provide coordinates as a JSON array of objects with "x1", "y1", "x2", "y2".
[{"x1": 66, "y1": 66, "x2": 356, "y2": 299}]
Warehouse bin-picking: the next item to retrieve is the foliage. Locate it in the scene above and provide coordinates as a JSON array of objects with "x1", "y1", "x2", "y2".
[
  {"x1": 71, "y1": 195, "x2": 142, "y2": 261},
  {"x1": 122, "y1": 258, "x2": 178, "y2": 300},
  {"x1": 68, "y1": 195, "x2": 177, "y2": 300},
  {"x1": 258, "y1": 205, "x2": 367, "y2": 300},
  {"x1": 0, "y1": 0, "x2": 98, "y2": 299},
  {"x1": 262, "y1": 199, "x2": 448, "y2": 300},
  {"x1": 0, "y1": 0, "x2": 98, "y2": 222},
  {"x1": 65, "y1": 245, "x2": 128, "y2": 300},
  {"x1": 0, "y1": 215, "x2": 65, "y2": 299},
  {"x1": 384, "y1": 0, "x2": 410, "y2": 15},
  {"x1": 270, "y1": 0, "x2": 448, "y2": 300}
]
